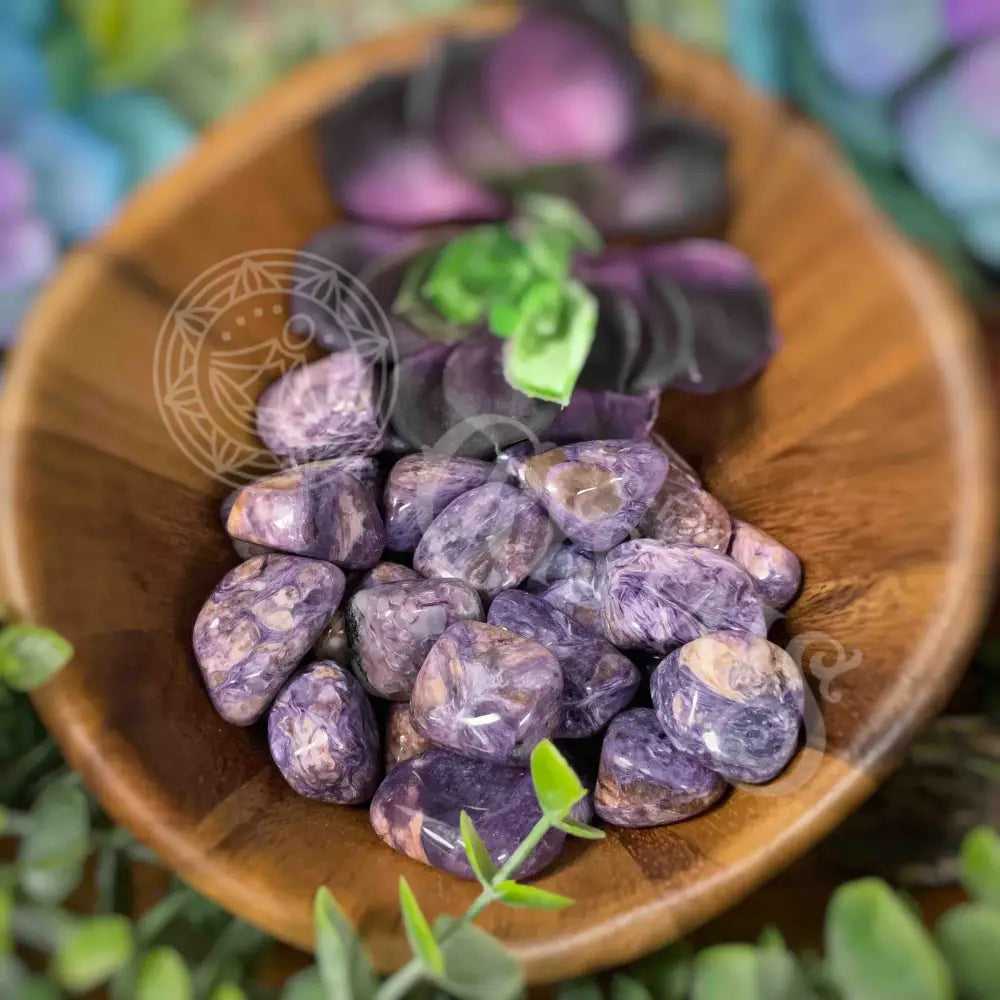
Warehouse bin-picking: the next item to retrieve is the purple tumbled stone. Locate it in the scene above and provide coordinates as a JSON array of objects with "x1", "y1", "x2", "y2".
[
  {"x1": 385, "y1": 703, "x2": 434, "y2": 771},
  {"x1": 357, "y1": 562, "x2": 419, "y2": 589},
  {"x1": 516, "y1": 439, "x2": 668, "y2": 551},
  {"x1": 370, "y1": 747, "x2": 581, "y2": 879},
  {"x1": 268, "y1": 661, "x2": 380, "y2": 804},
  {"x1": 600, "y1": 539, "x2": 766, "y2": 653},
  {"x1": 347, "y1": 579, "x2": 483, "y2": 700},
  {"x1": 540, "y1": 577, "x2": 603, "y2": 632},
  {"x1": 639, "y1": 465, "x2": 731, "y2": 551},
  {"x1": 728, "y1": 520, "x2": 802, "y2": 610},
  {"x1": 256, "y1": 351, "x2": 385, "y2": 460},
  {"x1": 488, "y1": 590, "x2": 640, "y2": 739},
  {"x1": 413, "y1": 483, "x2": 553, "y2": 598},
  {"x1": 312, "y1": 606, "x2": 348, "y2": 662},
  {"x1": 226, "y1": 463, "x2": 385, "y2": 570},
  {"x1": 524, "y1": 541, "x2": 598, "y2": 593},
  {"x1": 594, "y1": 708, "x2": 726, "y2": 827},
  {"x1": 220, "y1": 491, "x2": 271, "y2": 560},
  {"x1": 193, "y1": 555, "x2": 345, "y2": 725},
  {"x1": 410, "y1": 621, "x2": 562, "y2": 765},
  {"x1": 650, "y1": 433, "x2": 700, "y2": 485},
  {"x1": 384, "y1": 453, "x2": 492, "y2": 551},
  {"x1": 651, "y1": 632, "x2": 804, "y2": 784}
]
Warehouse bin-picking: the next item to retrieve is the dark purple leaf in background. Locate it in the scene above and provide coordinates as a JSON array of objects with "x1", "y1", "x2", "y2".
[
  {"x1": 390, "y1": 341, "x2": 455, "y2": 452},
  {"x1": 546, "y1": 387, "x2": 660, "y2": 443},
  {"x1": 576, "y1": 285, "x2": 644, "y2": 393}
]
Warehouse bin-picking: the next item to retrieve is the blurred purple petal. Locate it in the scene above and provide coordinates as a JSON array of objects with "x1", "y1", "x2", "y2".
[
  {"x1": 954, "y1": 38, "x2": 1000, "y2": 142},
  {"x1": 943, "y1": 0, "x2": 1000, "y2": 41},
  {"x1": 318, "y1": 75, "x2": 505, "y2": 226},
  {"x1": 0, "y1": 215, "x2": 58, "y2": 293},
  {"x1": 577, "y1": 286, "x2": 644, "y2": 393},
  {"x1": 0, "y1": 153, "x2": 34, "y2": 221},
  {"x1": 547, "y1": 387, "x2": 659, "y2": 443}
]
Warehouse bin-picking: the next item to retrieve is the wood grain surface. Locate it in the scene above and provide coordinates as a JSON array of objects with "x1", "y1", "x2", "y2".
[{"x1": 1, "y1": 5, "x2": 997, "y2": 984}]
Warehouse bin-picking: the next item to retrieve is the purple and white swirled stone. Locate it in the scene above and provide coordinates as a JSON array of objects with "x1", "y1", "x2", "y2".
[
  {"x1": 524, "y1": 541, "x2": 598, "y2": 593},
  {"x1": 594, "y1": 708, "x2": 726, "y2": 827},
  {"x1": 488, "y1": 590, "x2": 640, "y2": 738},
  {"x1": 651, "y1": 632, "x2": 804, "y2": 784},
  {"x1": 728, "y1": 519, "x2": 802, "y2": 609},
  {"x1": 410, "y1": 620, "x2": 562, "y2": 765},
  {"x1": 639, "y1": 464, "x2": 731, "y2": 551},
  {"x1": 384, "y1": 703, "x2": 434, "y2": 771},
  {"x1": 540, "y1": 577, "x2": 604, "y2": 632},
  {"x1": 357, "y1": 562, "x2": 419, "y2": 589},
  {"x1": 193, "y1": 554, "x2": 344, "y2": 725},
  {"x1": 268, "y1": 661, "x2": 380, "y2": 804},
  {"x1": 600, "y1": 539, "x2": 766, "y2": 653}
]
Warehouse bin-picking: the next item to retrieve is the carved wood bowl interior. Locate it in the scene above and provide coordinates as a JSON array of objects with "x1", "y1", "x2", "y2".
[{"x1": 1, "y1": 5, "x2": 997, "y2": 985}]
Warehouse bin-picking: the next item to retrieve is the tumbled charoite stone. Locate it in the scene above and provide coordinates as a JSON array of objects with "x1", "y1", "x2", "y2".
[
  {"x1": 410, "y1": 621, "x2": 562, "y2": 765},
  {"x1": 525, "y1": 542, "x2": 598, "y2": 593},
  {"x1": 639, "y1": 465, "x2": 731, "y2": 551},
  {"x1": 384, "y1": 453, "x2": 492, "y2": 551},
  {"x1": 488, "y1": 590, "x2": 640, "y2": 739},
  {"x1": 541, "y1": 578, "x2": 603, "y2": 632},
  {"x1": 728, "y1": 519, "x2": 802, "y2": 609},
  {"x1": 313, "y1": 607, "x2": 348, "y2": 662},
  {"x1": 515, "y1": 439, "x2": 668, "y2": 551},
  {"x1": 370, "y1": 747, "x2": 581, "y2": 879},
  {"x1": 193, "y1": 554, "x2": 344, "y2": 725},
  {"x1": 650, "y1": 433, "x2": 700, "y2": 485},
  {"x1": 256, "y1": 350, "x2": 385, "y2": 459},
  {"x1": 413, "y1": 483, "x2": 553, "y2": 598},
  {"x1": 651, "y1": 632, "x2": 804, "y2": 784},
  {"x1": 385, "y1": 703, "x2": 434, "y2": 771},
  {"x1": 357, "y1": 562, "x2": 419, "y2": 589},
  {"x1": 594, "y1": 709, "x2": 726, "y2": 827},
  {"x1": 220, "y1": 491, "x2": 270, "y2": 560},
  {"x1": 268, "y1": 661, "x2": 380, "y2": 803},
  {"x1": 347, "y1": 579, "x2": 483, "y2": 700},
  {"x1": 601, "y1": 540, "x2": 766, "y2": 653},
  {"x1": 226, "y1": 463, "x2": 385, "y2": 570}
]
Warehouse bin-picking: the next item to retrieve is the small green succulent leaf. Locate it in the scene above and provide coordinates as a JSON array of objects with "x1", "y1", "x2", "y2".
[
  {"x1": 314, "y1": 887, "x2": 378, "y2": 1000},
  {"x1": 611, "y1": 973, "x2": 655, "y2": 1000},
  {"x1": 0, "y1": 627, "x2": 73, "y2": 691},
  {"x1": 935, "y1": 902, "x2": 1000, "y2": 1000},
  {"x1": 960, "y1": 826, "x2": 1000, "y2": 909},
  {"x1": 18, "y1": 777, "x2": 90, "y2": 904},
  {"x1": 825, "y1": 878, "x2": 953, "y2": 1000},
  {"x1": 0, "y1": 887, "x2": 12, "y2": 955},
  {"x1": 555, "y1": 978, "x2": 605, "y2": 1000},
  {"x1": 280, "y1": 967, "x2": 325, "y2": 1000},
  {"x1": 691, "y1": 945, "x2": 761, "y2": 1000},
  {"x1": 530, "y1": 740, "x2": 586, "y2": 819},
  {"x1": 517, "y1": 192, "x2": 603, "y2": 253},
  {"x1": 431, "y1": 916, "x2": 524, "y2": 1000},
  {"x1": 494, "y1": 881, "x2": 574, "y2": 910},
  {"x1": 20, "y1": 977, "x2": 62, "y2": 1000},
  {"x1": 627, "y1": 942, "x2": 693, "y2": 1000},
  {"x1": 554, "y1": 816, "x2": 606, "y2": 841},
  {"x1": 399, "y1": 877, "x2": 444, "y2": 975},
  {"x1": 53, "y1": 915, "x2": 134, "y2": 994},
  {"x1": 134, "y1": 947, "x2": 193, "y2": 1000},
  {"x1": 460, "y1": 811, "x2": 499, "y2": 887}
]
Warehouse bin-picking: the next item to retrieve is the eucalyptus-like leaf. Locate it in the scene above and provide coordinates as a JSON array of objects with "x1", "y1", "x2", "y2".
[
  {"x1": 554, "y1": 816, "x2": 605, "y2": 841},
  {"x1": 610, "y1": 974, "x2": 654, "y2": 1000},
  {"x1": 460, "y1": 812, "x2": 499, "y2": 888},
  {"x1": 691, "y1": 945, "x2": 760, "y2": 1000},
  {"x1": 208, "y1": 983, "x2": 250, "y2": 1000},
  {"x1": 756, "y1": 929, "x2": 813, "y2": 1000},
  {"x1": 431, "y1": 916, "x2": 524, "y2": 1000},
  {"x1": 134, "y1": 947, "x2": 193, "y2": 1000},
  {"x1": 960, "y1": 826, "x2": 1000, "y2": 908},
  {"x1": 20, "y1": 976, "x2": 62, "y2": 1000},
  {"x1": 399, "y1": 877, "x2": 444, "y2": 975},
  {"x1": 556, "y1": 979, "x2": 605, "y2": 1000},
  {"x1": 281, "y1": 967, "x2": 325, "y2": 1000},
  {"x1": 825, "y1": 878, "x2": 953, "y2": 1000},
  {"x1": 314, "y1": 887, "x2": 378, "y2": 1000},
  {"x1": 494, "y1": 881, "x2": 574, "y2": 910},
  {"x1": 0, "y1": 626, "x2": 73, "y2": 691},
  {"x1": 530, "y1": 740, "x2": 587, "y2": 818},
  {"x1": 53, "y1": 915, "x2": 134, "y2": 993},
  {"x1": 627, "y1": 942, "x2": 693, "y2": 1000},
  {"x1": 517, "y1": 192, "x2": 603, "y2": 254},
  {"x1": 18, "y1": 777, "x2": 90, "y2": 904},
  {"x1": 935, "y1": 902, "x2": 1000, "y2": 1000}
]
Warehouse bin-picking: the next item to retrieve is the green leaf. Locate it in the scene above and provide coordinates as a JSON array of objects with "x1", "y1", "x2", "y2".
[
  {"x1": 281, "y1": 967, "x2": 325, "y2": 1000},
  {"x1": 431, "y1": 916, "x2": 524, "y2": 1000},
  {"x1": 0, "y1": 627, "x2": 73, "y2": 691},
  {"x1": 20, "y1": 977, "x2": 62, "y2": 1000},
  {"x1": 555, "y1": 978, "x2": 605, "y2": 1000},
  {"x1": 18, "y1": 778, "x2": 90, "y2": 904},
  {"x1": 313, "y1": 888, "x2": 378, "y2": 1000},
  {"x1": 554, "y1": 816, "x2": 606, "y2": 841},
  {"x1": 627, "y1": 942, "x2": 693, "y2": 1000},
  {"x1": 494, "y1": 881, "x2": 574, "y2": 910},
  {"x1": 460, "y1": 812, "x2": 498, "y2": 888},
  {"x1": 960, "y1": 826, "x2": 1000, "y2": 909},
  {"x1": 208, "y1": 983, "x2": 250, "y2": 1000},
  {"x1": 53, "y1": 915, "x2": 134, "y2": 993},
  {"x1": 611, "y1": 974, "x2": 654, "y2": 1000},
  {"x1": 825, "y1": 878, "x2": 953, "y2": 1000},
  {"x1": 517, "y1": 193, "x2": 603, "y2": 253},
  {"x1": 530, "y1": 740, "x2": 586, "y2": 819},
  {"x1": 134, "y1": 947, "x2": 193, "y2": 1000},
  {"x1": 691, "y1": 945, "x2": 761, "y2": 1000},
  {"x1": 935, "y1": 902, "x2": 1000, "y2": 1000},
  {"x1": 0, "y1": 888, "x2": 12, "y2": 955},
  {"x1": 756, "y1": 931, "x2": 813, "y2": 1000},
  {"x1": 399, "y1": 877, "x2": 444, "y2": 975}
]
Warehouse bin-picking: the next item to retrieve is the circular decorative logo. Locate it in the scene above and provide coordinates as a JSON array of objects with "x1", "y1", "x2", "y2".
[{"x1": 153, "y1": 249, "x2": 397, "y2": 488}]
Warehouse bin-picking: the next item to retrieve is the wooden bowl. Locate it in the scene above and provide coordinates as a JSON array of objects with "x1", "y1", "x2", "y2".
[{"x1": 1, "y1": 6, "x2": 997, "y2": 984}]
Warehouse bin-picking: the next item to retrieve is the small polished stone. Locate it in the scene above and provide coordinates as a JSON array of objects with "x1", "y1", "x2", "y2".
[
  {"x1": 594, "y1": 708, "x2": 726, "y2": 827},
  {"x1": 347, "y1": 578, "x2": 483, "y2": 700},
  {"x1": 256, "y1": 350, "x2": 385, "y2": 460},
  {"x1": 601, "y1": 540, "x2": 766, "y2": 653},
  {"x1": 370, "y1": 747, "x2": 581, "y2": 879},
  {"x1": 220, "y1": 490, "x2": 270, "y2": 560},
  {"x1": 650, "y1": 433, "x2": 700, "y2": 485},
  {"x1": 639, "y1": 465, "x2": 731, "y2": 551},
  {"x1": 488, "y1": 590, "x2": 640, "y2": 738},
  {"x1": 357, "y1": 561, "x2": 419, "y2": 589},
  {"x1": 312, "y1": 606, "x2": 348, "y2": 662},
  {"x1": 384, "y1": 703, "x2": 434, "y2": 771},
  {"x1": 525, "y1": 541, "x2": 598, "y2": 593},
  {"x1": 515, "y1": 439, "x2": 668, "y2": 551},
  {"x1": 193, "y1": 554, "x2": 345, "y2": 725},
  {"x1": 226, "y1": 462, "x2": 385, "y2": 570},
  {"x1": 413, "y1": 483, "x2": 553, "y2": 598},
  {"x1": 540, "y1": 578, "x2": 603, "y2": 632},
  {"x1": 410, "y1": 621, "x2": 562, "y2": 765},
  {"x1": 728, "y1": 519, "x2": 802, "y2": 609},
  {"x1": 651, "y1": 632, "x2": 804, "y2": 784},
  {"x1": 384, "y1": 453, "x2": 492, "y2": 551},
  {"x1": 268, "y1": 661, "x2": 380, "y2": 804}
]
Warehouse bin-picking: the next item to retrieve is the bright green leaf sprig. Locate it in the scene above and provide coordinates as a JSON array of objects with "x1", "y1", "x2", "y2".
[{"x1": 395, "y1": 194, "x2": 602, "y2": 406}]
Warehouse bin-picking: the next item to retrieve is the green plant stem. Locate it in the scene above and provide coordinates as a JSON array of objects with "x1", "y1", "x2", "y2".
[
  {"x1": 135, "y1": 887, "x2": 196, "y2": 944},
  {"x1": 0, "y1": 738, "x2": 59, "y2": 801}
]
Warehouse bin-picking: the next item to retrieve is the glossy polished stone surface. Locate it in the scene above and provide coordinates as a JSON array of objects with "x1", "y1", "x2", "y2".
[
  {"x1": 357, "y1": 562, "x2": 419, "y2": 589},
  {"x1": 639, "y1": 465, "x2": 731, "y2": 551},
  {"x1": 728, "y1": 519, "x2": 802, "y2": 609},
  {"x1": 540, "y1": 577, "x2": 604, "y2": 632},
  {"x1": 384, "y1": 703, "x2": 434, "y2": 771},
  {"x1": 312, "y1": 607, "x2": 348, "y2": 662},
  {"x1": 525, "y1": 542, "x2": 598, "y2": 593}
]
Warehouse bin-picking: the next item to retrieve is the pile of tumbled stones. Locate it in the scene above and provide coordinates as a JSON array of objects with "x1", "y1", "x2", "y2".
[{"x1": 194, "y1": 358, "x2": 804, "y2": 880}]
